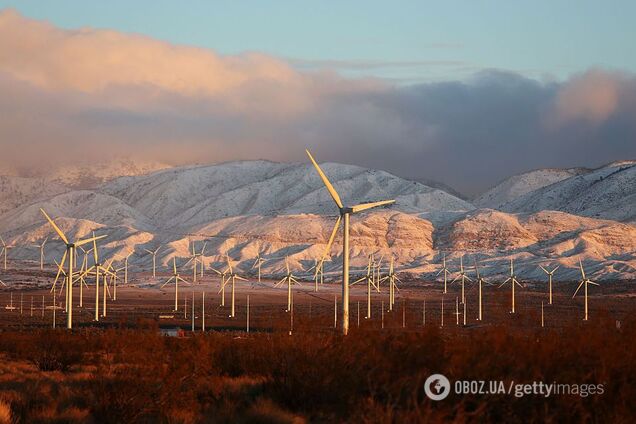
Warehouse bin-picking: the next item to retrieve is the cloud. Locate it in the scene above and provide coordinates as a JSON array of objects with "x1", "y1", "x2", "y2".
[
  {"x1": 1, "y1": 10, "x2": 636, "y2": 196},
  {"x1": 548, "y1": 69, "x2": 624, "y2": 127}
]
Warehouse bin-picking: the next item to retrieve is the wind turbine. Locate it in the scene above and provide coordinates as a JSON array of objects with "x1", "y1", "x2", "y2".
[
  {"x1": 213, "y1": 256, "x2": 247, "y2": 318},
  {"x1": 306, "y1": 149, "x2": 395, "y2": 335},
  {"x1": 0, "y1": 236, "x2": 14, "y2": 270},
  {"x1": 539, "y1": 264, "x2": 559, "y2": 305},
  {"x1": 573, "y1": 259, "x2": 598, "y2": 321},
  {"x1": 76, "y1": 237, "x2": 115, "y2": 321},
  {"x1": 117, "y1": 250, "x2": 134, "y2": 288},
  {"x1": 186, "y1": 240, "x2": 207, "y2": 283},
  {"x1": 306, "y1": 258, "x2": 324, "y2": 292},
  {"x1": 450, "y1": 256, "x2": 472, "y2": 304},
  {"x1": 40, "y1": 209, "x2": 106, "y2": 329},
  {"x1": 144, "y1": 246, "x2": 162, "y2": 278},
  {"x1": 352, "y1": 254, "x2": 379, "y2": 319},
  {"x1": 474, "y1": 259, "x2": 489, "y2": 321},
  {"x1": 274, "y1": 257, "x2": 302, "y2": 312},
  {"x1": 252, "y1": 252, "x2": 266, "y2": 284},
  {"x1": 211, "y1": 262, "x2": 230, "y2": 306},
  {"x1": 499, "y1": 259, "x2": 523, "y2": 314},
  {"x1": 379, "y1": 256, "x2": 402, "y2": 311},
  {"x1": 437, "y1": 253, "x2": 451, "y2": 294},
  {"x1": 161, "y1": 258, "x2": 189, "y2": 312},
  {"x1": 33, "y1": 237, "x2": 48, "y2": 270}
]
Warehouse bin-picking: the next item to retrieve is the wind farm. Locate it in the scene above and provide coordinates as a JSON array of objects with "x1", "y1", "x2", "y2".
[{"x1": 0, "y1": 3, "x2": 634, "y2": 422}]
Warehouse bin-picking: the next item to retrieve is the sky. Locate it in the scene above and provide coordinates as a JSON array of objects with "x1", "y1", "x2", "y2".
[{"x1": 0, "y1": 3, "x2": 635, "y2": 195}]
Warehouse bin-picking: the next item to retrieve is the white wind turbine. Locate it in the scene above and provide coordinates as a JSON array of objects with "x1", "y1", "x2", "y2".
[
  {"x1": 33, "y1": 237, "x2": 48, "y2": 271},
  {"x1": 144, "y1": 246, "x2": 162, "y2": 278},
  {"x1": 306, "y1": 150, "x2": 395, "y2": 335},
  {"x1": 76, "y1": 237, "x2": 115, "y2": 321},
  {"x1": 40, "y1": 209, "x2": 106, "y2": 329},
  {"x1": 473, "y1": 259, "x2": 490, "y2": 321},
  {"x1": 306, "y1": 258, "x2": 324, "y2": 292},
  {"x1": 252, "y1": 252, "x2": 266, "y2": 284},
  {"x1": 352, "y1": 255, "x2": 379, "y2": 319},
  {"x1": 379, "y1": 256, "x2": 402, "y2": 311},
  {"x1": 0, "y1": 236, "x2": 14, "y2": 271},
  {"x1": 499, "y1": 258, "x2": 523, "y2": 314},
  {"x1": 212, "y1": 256, "x2": 247, "y2": 318},
  {"x1": 573, "y1": 259, "x2": 598, "y2": 321},
  {"x1": 186, "y1": 240, "x2": 207, "y2": 283},
  {"x1": 372, "y1": 254, "x2": 384, "y2": 293},
  {"x1": 436, "y1": 253, "x2": 451, "y2": 294},
  {"x1": 274, "y1": 257, "x2": 302, "y2": 312},
  {"x1": 450, "y1": 255, "x2": 472, "y2": 304},
  {"x1": 161, "y1": 257, "x2": 189, "y2": 311},
  {"x1": 539, "y1": 263, "x2": 559, "y2": 305},
  {"x1": 118, "y1": 250, "x2": 134, "y2": 288}
]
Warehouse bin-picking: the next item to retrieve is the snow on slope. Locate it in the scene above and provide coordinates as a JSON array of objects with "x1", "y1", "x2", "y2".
[
  {"x1": 500, "y1": 162, "x2": 636, "y2": 222},
  {"x1": 49, "y1": 158, "x2": 171, "y2": 189},
  {"x1": 473, "y1": 168, "x2": 587, "y2": 209},
  {"x1": 100, "y1": 160, "x2": 473, "y2": 229},
  {"x1": 0, "y1": 175, "x2": 68, "y2": 216},
  {"x1": 1, "y1": 160, "x2": 635, "y2": 282}
]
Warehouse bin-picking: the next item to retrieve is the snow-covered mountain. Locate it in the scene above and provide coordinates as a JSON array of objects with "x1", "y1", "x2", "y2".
[
  {"x1": 473, "y1": 168, "x2": 587, "y2": 209},
  {"x1": 48, "y1": 158, "x2": 172, "y2": 189},
  {"x1": 499, "y1": 161, "x2": 636, "y2": 223},
  {"x1": 0, "y1": 159, "x2": 635, "y2": 282}
]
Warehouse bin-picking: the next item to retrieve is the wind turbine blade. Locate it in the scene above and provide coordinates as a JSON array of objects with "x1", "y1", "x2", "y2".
[
  {"x1": 588, "y1": 280, "x2": 599, "y2": 286},
  {"x1": 40, "y1": 209, "x2": 69, "y2": 244},
  {"x1": 579, "y1": 259, "x2": 586, "y2": 280},
  {"x1": 305, "y1": 149, "x2": 344, "y2": 209},
  {"x1": 173, "y1": 258, "x2": 177, "y2": 274},
  {"x1": 351, "y1": 200, "x2": 395, "y2": 214},
  {"x1": 93, "y1": 237, "x2": 99, "y2": 264},
  {"x1": 160, "y1": 277, "x2": 175, "y2": 288},
  {"x1": 539, "y1": 265, "x2": 548, "y2": 274},
  {"x1": 572, "y1": 280, "x2": 584, "y2": 298},
  {"x1": 226, "y1": 256, "x2": 233, "y2": 274},
  {"x1": 235, "y1": 276, "x2": 248, "y2": 282},
  {"x1": 351, "y1": 277, "x2": 366, "y2": 285},
  {"x1": 210, "y1": 268, "x2": 223, "y2": 276},
  {"x1": 552, "y1": 265, "x2": 560, "y2": 273},
  {"x1": 76, "y1": 235, "x2": 107, "y2": 247},
  {"x1": 316, "y1": 215, "x2": 341, "y2": 278}
]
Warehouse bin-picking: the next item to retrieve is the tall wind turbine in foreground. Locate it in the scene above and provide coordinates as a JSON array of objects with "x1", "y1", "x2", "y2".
[
  {"x1": 34, "y1": 237, "x2": 48, "y2": 270},
  {"x1": 40, "y1": 209, "x2": 106, "y2": 329},
  {"x1": 539, "y1": 264, "x2": 559, "y2": 305},
  {"x1": 573, "y1": 259, "x2": 598, "y2": 321},
  {"x1": 306, "y1": 150, "x2": 395, "y2": 335},
  {"x1": 499, "y1": 259, "x2": 523, "y2": 314}
]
